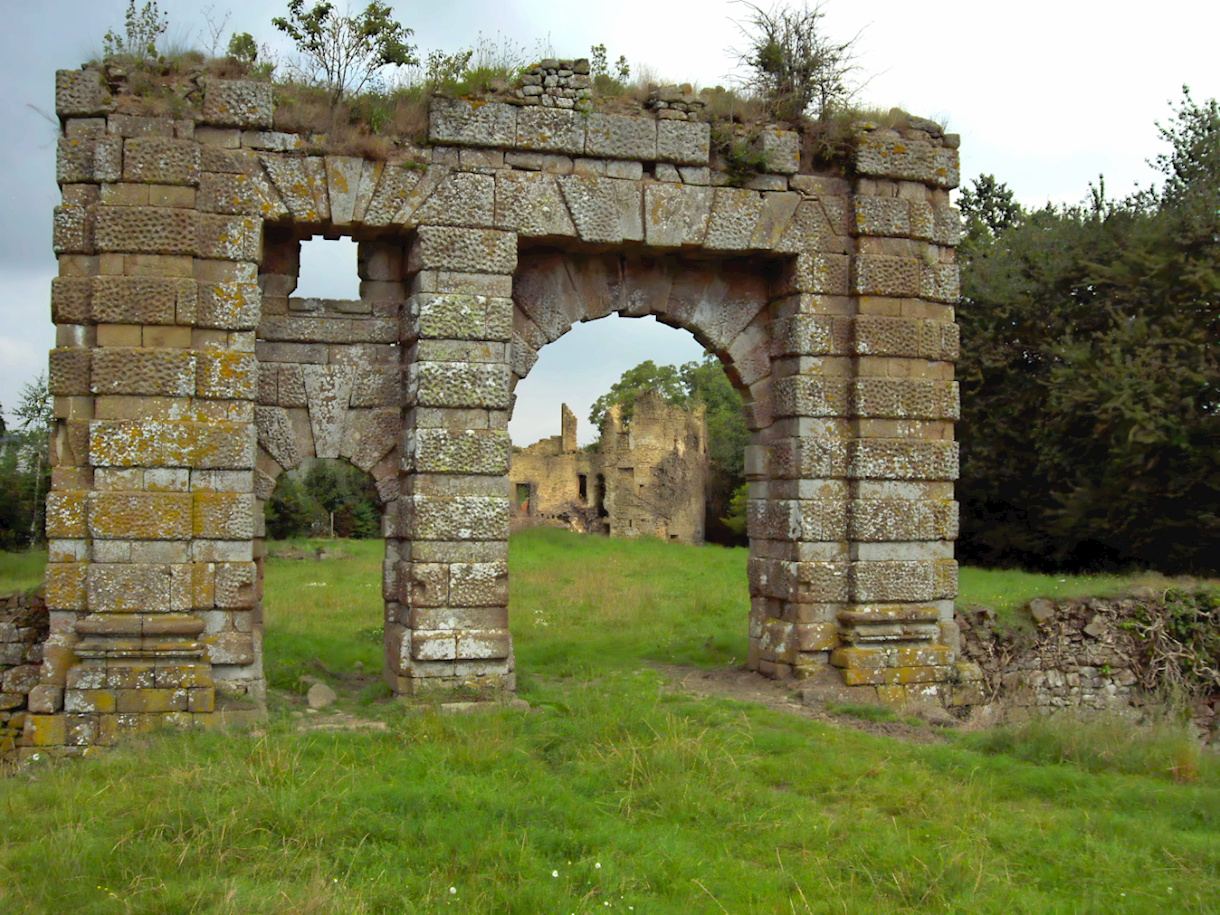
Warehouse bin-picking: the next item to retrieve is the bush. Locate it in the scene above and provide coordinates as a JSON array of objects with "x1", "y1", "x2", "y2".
[{"x1": 733, "y1": 0, "x2": 860, "y2": 121}]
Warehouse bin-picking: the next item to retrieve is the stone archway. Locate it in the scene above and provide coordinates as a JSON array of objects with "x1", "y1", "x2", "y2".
[{"x1": 30, "y1": 72, "x2": 968, "y2": 755}]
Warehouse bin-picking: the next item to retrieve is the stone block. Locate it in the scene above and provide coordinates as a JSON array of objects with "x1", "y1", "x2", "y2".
[
  {"x1": 53, "y1": 205, "x2": 93, "y2": 254},
  {"x1": 45, "y1": 492, "x2": 87, "y2": 539},
  {"x1": 494, "y1": 171, "x2": 576, "y2": 237},
  {"x1": 361, "y1": 162, "x2": 427, "y2": 227},
  {"x1": 214, "y1": 562, "x2": 256, "y2": 609},
  {"x1": 51, "y1": 277, "x2": 93, "y2": 324},
  {"x1": 429, "y1": 98, "x2": 517, "y2": 146},
  {"x1": 704, "y1": 188, "x2": 765, "y2": 250},
  {"x1": 324, "y1": 155, "x2": 363, "y2": 225},
  {"x1": 303, "y1": 365, "x2": 354, "y2": 459},
  {"x1": 57, "y1": 136, "x2": 122, "y2": 185},
  {"x1": 643, "y1": 184, "x2": 713, "y2": 247},
  {"x1": 447, "y1": 562, "x2": 508, "y2": 607},
  {"x1": 89, "y1": 419, "x2": 255, "y2": 469},
  {"x1": 851, "y1": 379, "x2": 959, "y2": 421},
  {"x1": 854, "y1": 197, "x2": 911, "y2": 237},
  {"x1": 854, "y1": 131, "x2": 959, "y2": 188},
  {"x1": 411, "y1": 630, "x2": 456, "y2": 661},
  {"x1": 56, "y1": 69, "x2": 113, "y2": 117},
  {"x1": 88, "y1": 492, "x2": 191, "y2": 539},
  {"x1": 411, "y1": 293, "x2": 513, "y2": 342},
  {"x1": 851, "y1": 255, "x2": 921, "y2": 297},
  {"x1": 90, "y1": 348, "x2": 194, "y2": 397},
  {"x1": 516, "y1": 107, "x2": 585, "y2": 155},
  {"x1": 206, "y1": 631, "x2": 255, "y2": 665},
  {"x1": 556, "y1": 177, "x2": 643, "y2": 244},
  {"x1": 259, "y1": 155, "x2": 326, "y2": 223},
  {"x1": 848, "y1": 439, "x2": 958, "y2": 481},
  {"x1": 202, "y1": 79, "x2": 274, "y2": 128},
  {"x1": 341, "y1": 407, "x2": 399, "y2": 471},
  {"x1": 197, "y1": 282, "x2": 261, "y2": 330},
  {"x1": 48, "y1": 348, "x2": 91, "y2": 396},
  {"x1": 197, "y1": 171, "x2": 288, "y2": 219},
  {"x1": 122, "y1": 138, "x2": 201, "y2": 186},
  {"x1": 456, "y1": 630, "x2": 511, "y2": 660},
  {"x1": 95, "y1": 207, "x2": 196, "y2": 256},
  {"x1": 45, "y1": 562, "x2": 87, "y2": 610},
  {"x1": 920, "y1": 263, "x2": 960, "y2": 303},
  {"x1": 585, "y1": 114, "x2": 657, "y2": 160},
  {"x1": 760, "y1": 129, "x2": 800, "y2": 174},
  {"x1": 92, "y1": 276, "x2": 195, "y2": 325},
  {"x1": 196, "y1": 352, "x2": 258, "y2": 400},
  {"x1": 414, "y1": 171, "x2": 495, "y2": 227},
  {"x1": 848, "y1": 499, "x2": 958, "y2": 542},
  {"x1": 196, "y1": 214, "x2": 262, "y2": 261},
  {"x1": 409, "y1": 362, "x2": 510, "y2": 409},
  {"x1": 402, "y1": 495, "x2": 509, "y2": 541},
  {"x1": 408, "y1": 428, "x2": 510, "y2": 474},
  {"x1": 408, "y1": 227, "x2": 517, "y2": 275},
  {"x1": 657, "y1": 120, "x2": 711, "y2": 164},
  {"x1": 86, "y1": 562, "x2": 191, "y2": 612}
]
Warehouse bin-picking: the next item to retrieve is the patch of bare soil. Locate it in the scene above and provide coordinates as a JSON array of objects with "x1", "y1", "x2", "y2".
[{"x1": 650, "y1": 663, "x2": 958, "y2": 745}]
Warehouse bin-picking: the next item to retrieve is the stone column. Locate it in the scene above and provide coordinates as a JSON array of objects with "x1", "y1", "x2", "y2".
[
  {"x1": 387, "y1": 226, "x2": 517, "y2": 694},
  {"x1": 831, "y1": 123, "x2": 965, "y2": 700},
  {"x1": 748, "y1": 178, "x2": 856, "y2": 679},
  {"x1": 27, "y1": 74, "x2": 267, "y2": 756}
]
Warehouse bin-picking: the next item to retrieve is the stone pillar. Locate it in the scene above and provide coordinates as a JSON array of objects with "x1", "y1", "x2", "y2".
[
  {"x1": 27, "y1": 74, "x2": 269, "y2": 756},
  {"x1": 388, "y1": 226, "x2": 517, "y2": 694},
  {"x1": 560, "y1": 403, "x2": 577, "y2": 454},
  {"x1": 831, "y1": 124, "x2": 964, "y2": 701},
  {"x1": 748, "y1": 178, "x2": 855, "y2": 679}
]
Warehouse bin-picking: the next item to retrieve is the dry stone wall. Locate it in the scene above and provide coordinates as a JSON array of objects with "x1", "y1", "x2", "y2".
[
  {"x1": 0, "y1": 591, "x2": 48, "y2": 762},
  {"x1": 958, "y1": 599, "x2": 1219, "y2": 746},
  {"x1": 33, "y1": 66, "x2": 965, "y2": 755}
]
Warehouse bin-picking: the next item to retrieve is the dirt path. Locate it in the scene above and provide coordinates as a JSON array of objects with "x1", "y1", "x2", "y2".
[{"x1": 650, "y1": 663, "x2": 959, "y2": 744}]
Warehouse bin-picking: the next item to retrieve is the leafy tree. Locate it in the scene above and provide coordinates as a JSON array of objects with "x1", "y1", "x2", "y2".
[
  {"x1": 303, "y1": 460, "x2": 382, "y2": 538},
  {"x1": 733, "y1": 1, "x2": 860, "y2": 121},
  {"x1": 265, "y1": 474, "x2": 315, "y2": 540},
  {"x1": 273, "y1": 0, "x2": 417, "y2": 104},
  {"x1": 959, "y1": 173, "x2": 1022, "y2": 239},
  {"x1": 103, "y1": 0, "x2": 169, "y2": 63},
  {"x1": 588, "y1": 360, "x2": 686, "y2": 433},
  {"x1": 0, "y1": 375, "x2": 51, "y2": 549},
  {"x1": 956, "y1": 89, "x2": 1220, "y2": 573}
]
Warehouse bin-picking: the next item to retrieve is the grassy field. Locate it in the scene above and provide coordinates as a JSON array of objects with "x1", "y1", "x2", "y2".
[{"x1": 0, "y1": 530, "x2": 1217, "y2": 913}]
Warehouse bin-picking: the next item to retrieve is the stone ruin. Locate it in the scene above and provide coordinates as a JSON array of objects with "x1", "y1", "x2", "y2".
[
  {"x1": 509, "y1": 392, "x2": 708, "y2": 544},
  {"x1": 26, "y1": 63, "x2": 970, "y2": 757}
]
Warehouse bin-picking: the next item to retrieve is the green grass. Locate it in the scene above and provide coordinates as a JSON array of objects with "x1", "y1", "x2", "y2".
[
  {"x1": 0, "y1": 548, "x2": 48, "y2": 593},
  {"x1": 0, "y1": 531, "x2": 1217, "y2": 912}
]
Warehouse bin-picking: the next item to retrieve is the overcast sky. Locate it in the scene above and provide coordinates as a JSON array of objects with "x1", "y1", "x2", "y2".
[{"x1": 2, "y1": 0, "x2": 1216, "y2": 445}]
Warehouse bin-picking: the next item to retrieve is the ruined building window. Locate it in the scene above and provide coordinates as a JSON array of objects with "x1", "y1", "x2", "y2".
[
  {"x1": 516, "y1": 483, "x2": 531, "y2": 514},
  {"x1": 296, "y1": 236, "x2": 360, "y2": 299},
  {"x1": 578, "y1": 474, "x2": 587, "y2": 503},
  {"x1": 595, "y1": 474, "x2": 607, "y2": 518}
]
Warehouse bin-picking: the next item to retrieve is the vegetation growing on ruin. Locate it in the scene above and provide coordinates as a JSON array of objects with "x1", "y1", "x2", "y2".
[
  {"x1": 957, "y1": 88, "x2": 1220, "y2": 575},
  {"x1": 78, "y1": 0, "x2": 910, "y2": 177},
  {"x1": 1, "y1": 530, "x2": 1217, "y2": 912}
]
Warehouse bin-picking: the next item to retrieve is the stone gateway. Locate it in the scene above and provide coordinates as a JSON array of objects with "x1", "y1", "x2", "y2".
[{"x1": 29, "y1": 67, "x2": 971, "y2": 756}]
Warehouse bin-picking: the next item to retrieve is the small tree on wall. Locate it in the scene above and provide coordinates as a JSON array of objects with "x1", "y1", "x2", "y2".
[
  {"x1": 733, "y1": 0, "x2": 861, "y2": 121},
  {"x1": 273, "y1": 0, "x2": 418, "y2": 105}
]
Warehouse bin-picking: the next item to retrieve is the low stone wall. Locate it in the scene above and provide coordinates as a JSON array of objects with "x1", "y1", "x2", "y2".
[
  {"x1": 0, "y1": 590, "x2": 49, "y2": 761},
  {"x1": 958, "y1": 597, "x2": 1219, "y2": 745}
]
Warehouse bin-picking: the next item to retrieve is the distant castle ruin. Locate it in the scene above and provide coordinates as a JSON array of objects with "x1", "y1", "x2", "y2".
[{"x1": 509, "y1": 391, "x2": 708, "y2": 545}]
